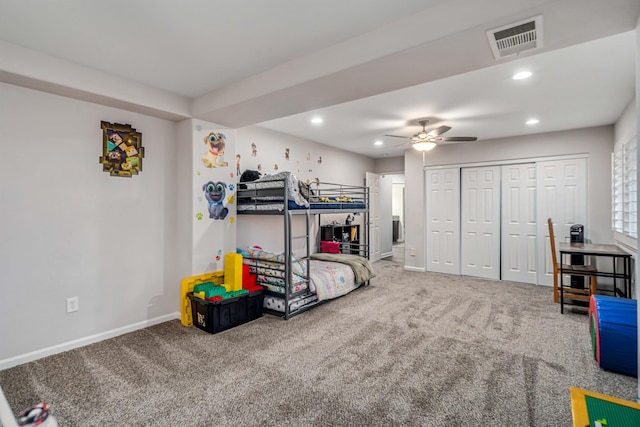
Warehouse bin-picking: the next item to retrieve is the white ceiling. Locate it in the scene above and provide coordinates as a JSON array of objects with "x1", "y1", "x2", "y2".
[{"x1": 1, "y1": 0, "x2": 638, "y2": 159}]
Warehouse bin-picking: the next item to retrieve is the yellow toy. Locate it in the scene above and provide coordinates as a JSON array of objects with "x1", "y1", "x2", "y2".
[
  {"x1": 223, "y1": 253, "x2": 243, "y2": 292},
  {"x1": 180, "y1": 270, "x2": 224, "y2": 326}
]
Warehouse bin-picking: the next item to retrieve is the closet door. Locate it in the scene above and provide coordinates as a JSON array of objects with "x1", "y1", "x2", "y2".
[
  {"x1": 501, "y1": 164, "x2": 537, "y2": 284},
  {"x1": 426, "y1": 168, "x2": 460, "y2": 275},
  {"x1": 536, "y1": 158, "x2": 587, "y2": 286},
  {"x1": 461, "y1": 166, "x2": 501, "y2": 280}
]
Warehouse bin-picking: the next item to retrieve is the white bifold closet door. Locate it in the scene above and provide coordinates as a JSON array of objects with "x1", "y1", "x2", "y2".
[
  {"x1": 501, "y1": 164, "x2": 538, "y2": 284},
  {"x1": 460, "y1": 166, "x2": 501, "y2": 280},
  {"x1": 426, "y1": 168, "x2": 460, "y2": 275},
  {"x1": 536, "y1": 158, "x2": 587, "y2": 286}
]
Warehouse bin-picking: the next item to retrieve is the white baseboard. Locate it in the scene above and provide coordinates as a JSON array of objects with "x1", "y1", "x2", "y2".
[
  {"x1": 0, "y1": 312, "x2": 180, "y2": 371},
  {"x1": 404, "y1": 265, "x2": 425, "y2": 272}
]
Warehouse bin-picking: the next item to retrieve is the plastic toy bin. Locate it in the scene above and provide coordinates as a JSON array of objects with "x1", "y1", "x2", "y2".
[{"x1": 188, "y1": 289, "x2": 264, "y2": 334}]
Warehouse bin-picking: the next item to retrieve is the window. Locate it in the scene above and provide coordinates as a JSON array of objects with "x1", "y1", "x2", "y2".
[{"x1": 612, "y1": 135, "x2": 637, "y2": 244}]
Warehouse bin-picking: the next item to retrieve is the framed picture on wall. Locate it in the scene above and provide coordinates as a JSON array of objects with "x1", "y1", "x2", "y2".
[{"x1": 99, "y1": 121, "x2": 144, "y2": 177}]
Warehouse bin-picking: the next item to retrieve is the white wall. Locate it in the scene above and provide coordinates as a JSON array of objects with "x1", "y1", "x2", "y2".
[
  {"x1": 235, "y1": 126, "x2": 374, "y2": 254},
  {"x1": 404, "y1": 125, "x2": 615, "y2": 271},
  {"x1": 374, "y1": 156, "x2": 404, "y2": 174},
  {"x1": 190, "y1": 120, "x2": 237, "y2": 274},
  {"x1": 0, "y1": 83, "x2": 184, "y2": 365}
]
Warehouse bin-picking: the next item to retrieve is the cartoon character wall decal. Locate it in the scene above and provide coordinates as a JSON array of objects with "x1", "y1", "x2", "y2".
[
  {"x1": 251, "y1": 143, "x2": 257, "y2": 157},
  {"x1": 317, "y1": 156, "x2": 322, "y2": 164},
  {"x1": 201, "y1": 132, "x2": 228, "y2": 168},
  {"x1": 203, "y1": 181, "x2": 229, "y2": 220},
  {"x1": 235, "y1": 154, "x2": 241, "y2": 176},
  {"x1": 285, "y1": 148, "x2": 289, "y2": 160},
  {"x1": 99, "y1": 121, "x2": 144, "y2": 177}
]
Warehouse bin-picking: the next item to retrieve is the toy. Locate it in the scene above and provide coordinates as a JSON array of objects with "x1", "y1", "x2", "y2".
[
  {"x1": 589, "y1": 295, "x2": 637, "y2": 376},
  {"x1": 224, "y1": 253, "x2": 243, "y2": 292},
  {"x1": 17, "y1": 402, "x2": 58, "y2": 427},
  {"x1": 181, "y1": 253, "x2": 264, "y2": 328},
  {"x1": 180, "y1": 271, "x2": 224, "y2": 326}
]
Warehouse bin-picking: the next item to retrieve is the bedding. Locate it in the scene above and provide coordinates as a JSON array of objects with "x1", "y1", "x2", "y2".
[
  {"x1": 237, "y1": 172, "x2": 367, "y2": 211},
  {"x1": 242, "y1": 247, "x2": 363, "y2": 310},
  {"x1": 264, "y1": 294, "x2": 318, "y2": 313},
  {"x1": 309, "y1": 253, "x2": 375, "y2": 283},
  {"x1": 306, "y1": 260, "x2": 359, "y2": 301}
]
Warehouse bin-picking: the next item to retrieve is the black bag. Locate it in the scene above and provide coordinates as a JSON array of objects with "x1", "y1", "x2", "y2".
[{"x1": 239, "y1": 170, "x2": 262, "y2": 189}]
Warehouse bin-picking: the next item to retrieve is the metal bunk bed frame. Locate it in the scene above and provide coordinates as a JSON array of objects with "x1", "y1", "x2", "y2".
[{"x1": 237, "y1": 176, "x2": 370, "y2": 319}]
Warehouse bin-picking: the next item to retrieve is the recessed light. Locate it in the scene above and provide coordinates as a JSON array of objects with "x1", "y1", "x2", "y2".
[
  {"x1": 374, "y1": 140, "x2": 383, "y2": 146},
  {"x1": 526, "y1": 118, "x2": 539, "y2": 125},
  {"x1": 311, "y1": 117, "x2": 323, "y2": 124},
  {"x1": 513, "y1": 71, "x2": 533, "y2": 80}
]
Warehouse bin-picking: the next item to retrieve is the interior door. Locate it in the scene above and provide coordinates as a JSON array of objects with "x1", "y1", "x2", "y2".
[
  {"x1": 460, "y1": 166, "x2": 501, "y2": 280},
  {"x1": 501, "y1": 163, "x2": 537, "y2": 284},
  {"x1": 426, "y1": 167, "x2": 460, "y2": 274},
  {"x1": 379, "y1": 174, "x2": 393, "y2": 258},
  {"x1": 366, "y1": 172, "x2": 381, "y2": 262},
  {"x1": 536, "y1": 158, "x2": 587, "y2": 286}
]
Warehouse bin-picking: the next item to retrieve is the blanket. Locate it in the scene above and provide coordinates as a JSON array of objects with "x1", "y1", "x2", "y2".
[{"x1": 309, "y1": 253, "x2": 375, "y2": 283}]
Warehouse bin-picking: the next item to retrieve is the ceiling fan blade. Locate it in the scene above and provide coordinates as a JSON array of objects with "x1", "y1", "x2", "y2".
[
  {"x1": 392, "y1": 141, "x2": 412, "y2": 148},
  {"x1": 384, "y1": 134, "x2": 409, "y2": 139},
  {"x1": 439, "y1": 136, "x2": 478, "y2": 142},
  {"x1": 427, "y1": 126, "x2": 452, "y2": 138}
]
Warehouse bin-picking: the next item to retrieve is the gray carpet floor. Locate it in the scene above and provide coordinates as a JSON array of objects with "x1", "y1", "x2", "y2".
[{"x1": 1, "y1": 260, "x2": 637, "y2": 426}]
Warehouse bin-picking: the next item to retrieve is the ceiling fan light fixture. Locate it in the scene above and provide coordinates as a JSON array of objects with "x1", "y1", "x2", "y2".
[{"x1": 413, "y1": 141, "x2": 436, "y2": 151}]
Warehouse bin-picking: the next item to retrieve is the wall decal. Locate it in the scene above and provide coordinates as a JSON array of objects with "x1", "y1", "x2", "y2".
[
  {"x1": 257, "y1": 164, "x2": 262, "y2": 171},
  {"x1": 251, "y1": 143, "x2": 257, "y2": 157},
  {"x1": 203, "y1": 181, "x2": 229, "y2": 220},
  {"x1": 285, "y1": 148, "x2": 289, "y2": 160},
  {"x1": 235, "y1": 154, "x2": 241, "y2": 175},
  {"x1": 274, "y1": 164, "x2": 279, "y2": 171},
  {"x1": 201, "y1": 131, "x2": 229, "y2": 168},
  {"x1": 317, "y1": 156, "x2": 323, "y2": 164},
  {"x1": 99, "y1": 122, "x2": 144, "y2": 177},
  {"x1": 196, "y1": 212, "x2": 204, "y2": 220},
  {"x1": 306, "y1": 153, "x2": 310, "y2": 160}
]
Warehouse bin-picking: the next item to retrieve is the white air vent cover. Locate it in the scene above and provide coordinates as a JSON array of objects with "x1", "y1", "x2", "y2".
[{"x1": 486, "y1": 15, "x2": 543, "y2": 60}]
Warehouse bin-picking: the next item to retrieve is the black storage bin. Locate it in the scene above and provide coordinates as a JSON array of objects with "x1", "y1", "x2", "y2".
[{"x1": 188, "y1": 290, "x2": 264, "y2": 334}]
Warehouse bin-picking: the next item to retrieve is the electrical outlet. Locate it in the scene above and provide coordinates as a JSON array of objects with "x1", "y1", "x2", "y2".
[
  {"x1": 410, "y1": 248, "x2": 417, "y2": 257},
  {"x1": 66, "y1": 297, "x2": 79, "y2": 313}
]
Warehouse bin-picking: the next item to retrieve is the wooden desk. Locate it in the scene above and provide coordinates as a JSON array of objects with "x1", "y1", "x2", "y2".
[
  {"x1": 570, "y1": 386, "x2": 640, "y2": 427},
  {"x1": 559, "y1": 243, "x2": 632, "y2": 313}
]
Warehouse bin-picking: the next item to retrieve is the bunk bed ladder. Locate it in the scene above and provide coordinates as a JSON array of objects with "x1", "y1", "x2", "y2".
[{"x1": 284, "y1": 209, "x2": 311, "y2": 320}]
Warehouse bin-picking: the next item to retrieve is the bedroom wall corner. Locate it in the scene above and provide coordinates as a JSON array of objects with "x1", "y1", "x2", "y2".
[
  {"x1": 191, "y1": 119, "x2": 237, "y2": 274},
  {"x1": 0, "y1": 83, "x2": 181, "y2": 366}
]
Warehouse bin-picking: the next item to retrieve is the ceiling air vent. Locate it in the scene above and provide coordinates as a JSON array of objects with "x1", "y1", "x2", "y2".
[{"x1": 486, "y1": 15, "x2": 543, "y2": 60}]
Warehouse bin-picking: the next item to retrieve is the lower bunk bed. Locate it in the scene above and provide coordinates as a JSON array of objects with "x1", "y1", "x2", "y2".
[{"x1": 240, "y1": 247, "x2": 375, "y2": 319}]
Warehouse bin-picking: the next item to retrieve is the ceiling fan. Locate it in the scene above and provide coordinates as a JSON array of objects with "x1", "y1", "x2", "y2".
[{"x1": 385, "y1": 119, "x2": 477, "y2": 151}]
